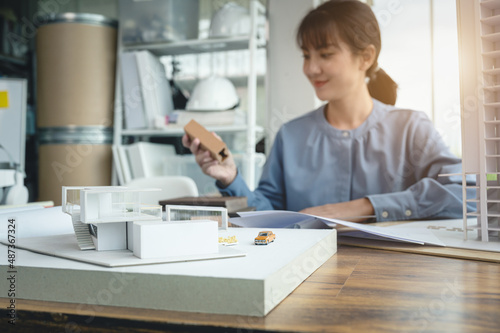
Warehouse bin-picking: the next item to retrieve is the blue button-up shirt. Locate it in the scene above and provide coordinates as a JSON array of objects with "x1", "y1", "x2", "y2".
[{"x1": 218, "y1": 99, "x2": 475, "y2": 221}]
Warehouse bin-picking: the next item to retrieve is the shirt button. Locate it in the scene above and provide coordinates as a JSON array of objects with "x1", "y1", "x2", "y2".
[
  {"x1": 382, "y1": 211, "x2": 389, "y2": 218},
  {"x1": 342, "y1": 131, "x2": 350, "y2": 138},
  {"x1": 405, "y1": 209, "x2": 412, "y2": 217}
]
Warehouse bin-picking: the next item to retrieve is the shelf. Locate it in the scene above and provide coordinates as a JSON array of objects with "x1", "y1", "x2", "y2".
[
  {"x1": 485, "y1": 226, "x2": 500, "y2": 231},
  {"x1": 122, "y1": 125, "x2": 263, "y2": 137},
  {"x1": 483, "y1": 67, "x2": 500, "y2": 75},
  {"x1": 482, "y1": 49, "x2": 500, "y2": 58},
  {"x1": 174, "y1": 75, "x2": 266, "y2": 89},
  {"x1": 115, "y1": 0, "x2": 265, "y2": 190},
  {"x1": 481, "y1": 14, "x2": 500, "y2": 27},
  {"x1": 469, "y1": 219, "x2": 500, "y2": 230},
  {"x1": 0, "y1": 53, "x2": 27, "y2": 66},
  {"x1": 483, "y1": 85, "x2": 500, "y2": 92},
  {"x1": 482, "y1": 32, "x2": 500, "y2": 43},
  {"x1": 123, "y1": 36, "x2": 258, "y2": 57},
  {"x1": 481, "y1": 0, "x2": 500, "y2": 11},
  {"x1": 484, "y1": 102, "x2": 500, "y2": 108}
]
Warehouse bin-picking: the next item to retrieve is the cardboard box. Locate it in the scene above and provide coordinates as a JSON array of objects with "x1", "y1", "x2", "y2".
[{"x1": 184, "y1": 119, "x2": 228, "y2": 162}]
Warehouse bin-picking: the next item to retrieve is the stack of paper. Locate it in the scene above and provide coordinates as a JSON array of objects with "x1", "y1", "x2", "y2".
[
  {"x1": 120, "y1": 51, "x2": 174, "y2": 129},
  {"x1": 112, "y1": 142, "x2": 177, "y2": 184},
  {"x1": 231, "y1": 211, "x2": 446, "y2": 246}
]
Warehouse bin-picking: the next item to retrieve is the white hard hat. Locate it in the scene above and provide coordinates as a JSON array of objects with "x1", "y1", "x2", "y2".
[
  {"x1": 186, "y1": 76, "x2": 239, "y2": 111},
  {"x1": 209, "y1": 2, "x2": 250, "y2": 38}
]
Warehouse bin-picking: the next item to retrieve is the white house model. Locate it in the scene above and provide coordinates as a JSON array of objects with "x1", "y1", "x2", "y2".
[{"x1": 61, "y1": 186, "x2": 219, "y2": 259}]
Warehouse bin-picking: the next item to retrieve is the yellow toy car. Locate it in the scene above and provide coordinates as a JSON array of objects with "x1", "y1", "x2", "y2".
[{"x1": 254, "y1": 231, "x2": 276, "y2": 245}]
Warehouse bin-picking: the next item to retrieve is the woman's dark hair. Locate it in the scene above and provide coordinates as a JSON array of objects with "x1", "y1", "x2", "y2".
[{"x1": 296, "y1": 0, "x2": 398, "y2": 105}]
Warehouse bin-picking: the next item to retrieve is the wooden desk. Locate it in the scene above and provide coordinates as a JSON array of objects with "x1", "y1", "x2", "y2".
[{"x1": 2, "y1": 245, "x2": 500, "y2": 332}]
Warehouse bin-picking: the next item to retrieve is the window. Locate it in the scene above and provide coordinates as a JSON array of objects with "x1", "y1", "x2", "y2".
[{"x1": 372, "y1": 0, "x2": 461, "y2": 156}]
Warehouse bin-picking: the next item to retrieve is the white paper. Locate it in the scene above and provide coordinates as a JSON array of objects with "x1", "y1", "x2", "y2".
[
  {"x1": 0, "y1": 206, "x2": 73, "y2": 239},
  {"x1": 390, "y1": 219, "x2": 500, "y2": 252},
  {"x1": 232, "y1": 210, "x2": 446, "y2": 246}
]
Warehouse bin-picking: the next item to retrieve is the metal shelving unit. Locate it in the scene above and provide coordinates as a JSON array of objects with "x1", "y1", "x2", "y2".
[
  {"x1": 113, "y1": 0, "x2": 266, "y2": 190},
  {"x1": 0, "y1": 54, "x2": 28, "y2": 66},
  {"x1": 123, "y1": 36, "x2": 252, "y2": 56},
  {"x1": 121, "y1": 124, "x2": 264, "y2": 137}
]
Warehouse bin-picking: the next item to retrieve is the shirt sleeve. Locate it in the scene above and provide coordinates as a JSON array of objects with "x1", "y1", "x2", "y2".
[
  {"x1": 366, "y1": 113, "x2": 475, "y2": 222},
  {"x1": 217, "y1": 129, "x2": 286, "y2": 210},
  {"x1": 367, "y1": 177, "x2": 475, "y2": 221}
]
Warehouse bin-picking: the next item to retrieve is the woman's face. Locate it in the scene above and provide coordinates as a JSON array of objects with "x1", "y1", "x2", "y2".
[{"x1": 302, "y1": 39, "x2": 366, "y2": 102}]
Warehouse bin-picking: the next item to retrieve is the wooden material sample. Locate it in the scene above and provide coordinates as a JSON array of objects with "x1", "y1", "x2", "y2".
[{"x1": 184, "y1": 119, "x2": 228, "y2": 162}]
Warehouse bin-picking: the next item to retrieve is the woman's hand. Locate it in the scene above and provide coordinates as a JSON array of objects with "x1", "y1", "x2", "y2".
[
  {"x1": 182, "y1": 133, "x2": 238, "y2": 187},
  {"x1": 299, "y1": 198, "x2": 375, "y2": 223}
]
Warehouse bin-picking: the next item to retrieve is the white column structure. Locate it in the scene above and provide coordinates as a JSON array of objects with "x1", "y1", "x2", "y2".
[{"x1": 457, "y1": 0, "x2": 500, "y2": 242}]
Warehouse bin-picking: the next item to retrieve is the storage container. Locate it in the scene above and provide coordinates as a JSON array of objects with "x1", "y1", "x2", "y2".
[
  {"x1": 36, "y1": 13, "x2": 117, "y2": 204},
  {"x1": 38, "y1": 127, "x2": 113, "y2": 206},
  {"x1": 36, "y1": 13, "x2": 118, "y2": 128}
]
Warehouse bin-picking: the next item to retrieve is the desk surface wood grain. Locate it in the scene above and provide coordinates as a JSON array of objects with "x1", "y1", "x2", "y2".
[{"x1": 2, "y1": 245, "x2": 500, "y2": 333}]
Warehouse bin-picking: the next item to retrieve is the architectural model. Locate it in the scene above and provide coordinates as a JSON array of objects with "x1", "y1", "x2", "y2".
[
  {"x1": 165, "y1": 204, "x2": 228, "y2": 230},
  {"x1": 458, "y1": 0, "x2": 500, "y2": 242},
  {"x1": 62, "y1": 186, "x2": 218, "y2": 259}
]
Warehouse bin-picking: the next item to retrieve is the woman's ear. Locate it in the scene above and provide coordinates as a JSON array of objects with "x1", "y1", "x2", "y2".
[{"x1": 360, "y1": 45, "x2": 376, "y2": 71}]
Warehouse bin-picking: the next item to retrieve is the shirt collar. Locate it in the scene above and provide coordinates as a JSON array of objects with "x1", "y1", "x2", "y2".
[{"x1": 315, "y1": 98, "x2": 391, "y2": 139}]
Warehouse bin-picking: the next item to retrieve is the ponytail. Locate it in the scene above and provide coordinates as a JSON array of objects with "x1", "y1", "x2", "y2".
[
  {"x1": 297, "y1": 1, "x2": 398, "y2": 106},
  {"x1": 367, "y1": 68, "x2": 398, "y2": 106}
]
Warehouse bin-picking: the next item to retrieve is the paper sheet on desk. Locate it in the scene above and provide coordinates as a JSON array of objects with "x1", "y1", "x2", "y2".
[
  {"x1": 232, "y1": 210, "x2": 445, "y2": 246},
  {"x1": 0, "y1": 206, "x2": 74, "y2": 239}
]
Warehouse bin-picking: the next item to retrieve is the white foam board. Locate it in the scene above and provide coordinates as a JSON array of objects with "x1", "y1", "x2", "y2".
[
  {"x1": 92, "y1": 222, "x2": 127, "y2": 251},
  {"x1": 133, "y1": 220, "x2": 218, "y2": 259},
  {"x1": 0, "y1": 228, "x2": 337, "y2": 316}
]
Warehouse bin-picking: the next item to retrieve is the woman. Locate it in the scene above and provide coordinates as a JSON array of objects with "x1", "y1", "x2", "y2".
[{"x1": 183, "y1": 0, "x2": 474, "y2": 222}]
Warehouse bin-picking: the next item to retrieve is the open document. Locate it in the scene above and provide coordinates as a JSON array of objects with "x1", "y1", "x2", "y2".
[{"x1": 231, "y1": 210, "x2": 445, "y2": 246}]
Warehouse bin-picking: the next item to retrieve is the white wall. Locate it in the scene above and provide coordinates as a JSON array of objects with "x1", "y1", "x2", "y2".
[{"x1": 265, "y1": 0, "x2": 319, "y2": 150}]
